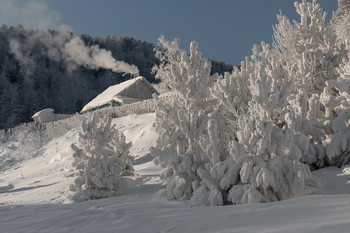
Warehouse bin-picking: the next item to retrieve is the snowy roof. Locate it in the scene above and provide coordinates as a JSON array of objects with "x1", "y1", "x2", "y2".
[
  {"x1": 81, "y1": 76, "x2": 157, "y2": 113},
  {"x1": 31, "y1": 108, "x2": 54, "y2": 118}
]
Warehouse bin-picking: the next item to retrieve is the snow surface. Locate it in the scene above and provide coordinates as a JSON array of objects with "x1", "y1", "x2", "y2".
[{"x1": 1, "y1": 113, "x2": 350, "y2": 232}]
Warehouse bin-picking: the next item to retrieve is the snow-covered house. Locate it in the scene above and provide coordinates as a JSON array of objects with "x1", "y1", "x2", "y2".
[
  {"x1": 32, "y1": 108, "x2": 71, "y2": 128},
  {"x1": 80, "y1": 76, "x2": 159, "y2": 113},
  {"x1": 32, "y1": 108, "x2": 55, "y2": 125}
]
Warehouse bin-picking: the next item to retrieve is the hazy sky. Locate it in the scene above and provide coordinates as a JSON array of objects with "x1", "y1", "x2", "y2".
[{"x1": 0, "y1": 0, "x2": 338, "y2": 65}]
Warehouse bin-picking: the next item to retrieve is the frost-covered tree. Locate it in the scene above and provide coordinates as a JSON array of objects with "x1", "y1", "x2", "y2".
[
  {"x1": 274, "y1": 0, "x2": 343, "y2": 93},
  {"x1": 326, "y1": 108, "x2": 350, "y2": 166},
  {"x1": 270, "y1": 0, "x2": 348, "y2": 168},
  {"x1": 332, "y1": 0, "x2": 350, "y2": 44},
  {"x1": 151, "y1": 36, "x2": 223, "y2": 202},
  {"x1": 152, "y1": 34, "x2": 315, "y2": 206},
  {"x1": 152, "y1": 0, "x2": 350, "y2": 207},
  {"x1": 215, "y1": 1, "x2": 341, "y2": 164},
  {"x1": 319, "y1": 0, "x2": 350, "y2": 166},
  {"x1": 208, "y1": 46, "x2": 314, "y2": 204},
  {"x1": 69, "y1": 114, "x2": 133, "y2": 202}
]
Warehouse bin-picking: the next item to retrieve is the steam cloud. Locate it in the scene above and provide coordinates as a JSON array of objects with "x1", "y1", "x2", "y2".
[
  {"x1": 5, "y1": 0, "x2": 139, "y2": 76},
  {"x1": 64, "y1": 37, "x2": 139, "y2": 75}
]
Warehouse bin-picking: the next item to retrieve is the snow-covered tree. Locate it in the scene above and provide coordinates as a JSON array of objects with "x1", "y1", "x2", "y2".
[
  {"x1": 69, "y1": 113, "x2": 133, "y2": 202},
  {"x1": 152, "y1": 34, "x2": 315, "y2": 206},
  {"x1": 314, "y1": 0, "x2": 350, "y2": 166},
  {"x1": 270, "y1": 0, "x2": 349, "y2": 168},
  {"x1": 151, "y1": 36, "x2": 222, "y2": 202},
  {"x1": 332, "y1": 0, "x2": 350, "y2": 44},
  {"x1": 274, "y1": 0, "x2": 343, "y2": 94},
  {"x1": 206, "y1": 45, "x2": 314, "y2": 204},
  {"x1": 151, "y1": 0, "x2": 350, "y2": 207},
  {"x1": 326, "y1": 108, "x2": 350, "y2": 166}
]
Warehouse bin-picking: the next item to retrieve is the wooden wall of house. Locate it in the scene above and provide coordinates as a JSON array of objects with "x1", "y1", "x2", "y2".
[{"x1": 120, "y1": 80, "x2": 157, "y2": 100}]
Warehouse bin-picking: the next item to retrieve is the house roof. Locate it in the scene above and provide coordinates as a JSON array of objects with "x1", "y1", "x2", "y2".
[
  {"x1": 81, "y1": 76, "x2": 157, "y2": 113},
  {"x1": 32, "y1": 108, "x2": 54, "y2": 118}
]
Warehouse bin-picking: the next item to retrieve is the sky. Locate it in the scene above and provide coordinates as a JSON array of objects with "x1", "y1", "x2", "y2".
[{"x1": 0, "y1": 0, "x2": 339, "y2": 65}]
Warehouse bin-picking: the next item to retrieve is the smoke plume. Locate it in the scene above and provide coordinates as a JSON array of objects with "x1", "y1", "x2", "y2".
[
  {"x1": 5, "y1": 0, "x2": 139, "y2": 76},
  {"x1": 64, "y1": 37, "x2": 139, "y2": 75}
]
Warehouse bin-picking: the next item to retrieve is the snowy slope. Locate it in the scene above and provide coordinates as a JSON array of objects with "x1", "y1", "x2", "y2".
[
  {"x1": 1, "y1": 113, "x2": 350, "y2": 233},
  {"x1": 0, "y1": 113, "x2": 159, "y2": 205}
]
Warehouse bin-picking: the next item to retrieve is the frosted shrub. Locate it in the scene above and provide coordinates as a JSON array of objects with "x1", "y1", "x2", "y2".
[
  {"x1": 69, "y1": 114, "x2": 133, "y2": 202},
  {"x1": 332, "y1": 0, "x2": 350, "y2": 46},
  {"x1": 271, "y1": 0, "x2": 349, "y2": 168},
  {"x1": 274, "y1": 0, "x2": 343, "y2": 93},
  {"x1": 152, "y1": 34, "x2": 315, "y2": 206},
  {"x1": 326, "y1": 108, "x2": 350, "y2": 167},
  {"x1": 228, "y1": 115, "x2": 313, "y2": 203},
  {"x1": 196, "y1": 52, "x2": 314, "y2": 205},
  {"x1": 321, "y1": 73, "x2": 350, "y2": 166},
  {"x1": 151, "y1": 37, "x2": 221, "y2": 201},
  {"x1": 320, "y1": 0, "x2": 350, "y2": 166},
  {"x1": 152, "y1": 0, "x2": 350, "y2": 206}
]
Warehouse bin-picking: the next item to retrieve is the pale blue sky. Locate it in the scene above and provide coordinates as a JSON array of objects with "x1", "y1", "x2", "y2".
[{"x1": 0, "y1": 0, "x2": 338, "y2": 64}]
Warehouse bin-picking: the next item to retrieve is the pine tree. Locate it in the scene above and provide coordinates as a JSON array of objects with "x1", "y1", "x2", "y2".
[
  {"x1": 321, "y1": 0, "x2": 350, "y2": 166},
  {"x1": 152, "y1": 34, "x2": 315, "y2": 206},
  {"x1": 332, "y1": 0, "x2": 350, "y2": 41},
  {"x1": 69, "y1": 113, "x2": 133, "y2": 202},
  {"x1": 151, "y1": 37, "x2": 221, "y2": 202}
]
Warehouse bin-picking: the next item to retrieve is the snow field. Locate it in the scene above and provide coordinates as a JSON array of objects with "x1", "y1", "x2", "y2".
[
  {"x1": 1, "y1": 113, "x2": 350, "y2": 232},
  {"x1": 0, "y1": 113, "x2": 158, "y2": 205}
]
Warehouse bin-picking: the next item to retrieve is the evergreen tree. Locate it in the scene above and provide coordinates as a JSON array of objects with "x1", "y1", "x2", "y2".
[
  {"x1": 151, "y1": 35, "x2": 314, "y2": 206},
  {"x1": 150, "y1": 0, "x2": 350, "y2": 206},
  {"x1": 69, "y1": 114, "x2": 134, "y2": 202}
]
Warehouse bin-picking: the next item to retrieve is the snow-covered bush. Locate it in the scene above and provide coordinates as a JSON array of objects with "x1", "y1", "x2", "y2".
[
  {"x1": 332, "y1": 0, "x2": 350, "y2": 46},
  {"x1": 151, "y1": 0, "x2": 350, "y2": 206},
  {"x1": 318, "y1": 0, "x2": 350, "y2": 166},
  {"x1": 274, "y1": 0, "x2": 343, "y2": 93},
  {"x1": 270, "y1": 0, "x2": 349, "y2": 168},
  {"x1": 151, "y1": 37, "x2": 221, "y2": 202},
  {"x1": 69, "y1": 113, "x2": 133, "y2": 202},
  {"x1": 201, "y1": 48, "x2": 314, "y2": 204},
  {"x1": 151, "y1": 34, "x2": 315, "y2": 206},
  {"x1": 326, "y1": 108, "x2": 350, "y2": 167}
]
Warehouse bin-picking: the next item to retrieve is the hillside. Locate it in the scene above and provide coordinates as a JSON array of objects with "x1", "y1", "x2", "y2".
[
  {"x1": 1, "y1": 113, "x2": 350, "y2": 233},
  {"x1": 2, "y1": 1, "x2": 350, "y2": 232},
  {"x1": 0, "y1": 25, "x2": 232, "y2": 130}
]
